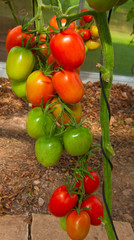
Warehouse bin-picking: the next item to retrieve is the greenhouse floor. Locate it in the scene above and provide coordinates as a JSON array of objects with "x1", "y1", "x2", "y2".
[
  {"x1": 0, "y1": 214, "x2": 134, "y2": 240},
  {"x1": 0, "y1": 62, "x2": 134, "y2": 89}
]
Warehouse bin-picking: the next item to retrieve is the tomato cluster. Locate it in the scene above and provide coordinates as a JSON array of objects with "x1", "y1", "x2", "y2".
[
  {"x1": 77, "y1": 9, "x2": 101, "y2": 51},
  {"x1": 49, "y1": 168, "x2": 104, "y2": 239}
]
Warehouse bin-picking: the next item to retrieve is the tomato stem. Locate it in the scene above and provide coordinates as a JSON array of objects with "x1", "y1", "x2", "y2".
[{"x1": 94, "y1": 12, "x2": 116, "y2": 240}]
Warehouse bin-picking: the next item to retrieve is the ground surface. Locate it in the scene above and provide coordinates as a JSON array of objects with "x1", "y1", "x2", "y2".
[{"x1": 0, "y1": 77, "x2": 134, "y2": 230}]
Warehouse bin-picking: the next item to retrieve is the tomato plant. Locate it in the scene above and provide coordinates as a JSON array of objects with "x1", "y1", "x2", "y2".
[
  {"x1": 49, "y1": 28, "x2": 85, "y2": 70},
  {"x1": 86, "y1": 39, "x2": 100, "y2": 50},
  {"x1": 48, "y1": 185, "x2": 78, "y2": 217},
  {"x1": 26, "y1": 70, "x2": 55, "y2": 106},
  {"x1": 63, "y1": 126, "x2": 93, "y2": 156},
  {"x1": 76, "y1": 168, "x2": 100, "y2": 194},
  {"x1": 66, "y1": 210, "x2": 91, "y2": 240},
  {"x1": 6, "y1": 25, "x2": 35, "y2": 52},
  {"x1": 52, "y1": 70, "x2": 84, "y2": 104},
  {"x1": 81, "y1": 195, "x2": 104, "y2": 226},
  {"x1": 6, "y1": 46, "x2": 35, "y2": 82},
  {"x1": 35, "y1": 135, "x2": 63, "y2": 167},
  {"x1": 115, "y1": 0, "x2": 128, "y2": 6},
  {"x1": 26, "y1": 107, "x2": 55, "y2": 139},
  {"x1": 50, "y1": 97, "x2": 82, "y2": 125},
  {"x1": 86, "y1": 0, "x2": 119, "y2": 12}
]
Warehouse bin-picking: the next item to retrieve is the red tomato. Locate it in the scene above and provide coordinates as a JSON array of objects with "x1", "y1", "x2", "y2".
[
  {"x1": 49, "y1": 15, "x2": 75, "y2": 37},
  {"x1": 79, "y1": 28, "x2": 91, "y2": 41},
  {"x1": 81, "y1": 195, "x2": 104, "y2": 226},
  {"x1": 79, "y1": 18, "x2": 86, "y2": 26},
  {"x1": 48, "y1": 185, "x2": 78, "y2": 217},
  {"x1": 26, "y1": 70, "x2": 55, "y2": 106},
  {"x1": 48, "y1": 52, "x2": 59, "y2": 70},
  {"x1": 66, "y1": 210, "x2": 91, "y2": 240},
  {"x1": 81, "y1": 9, "x2": 93, "y2": 23},
  {"x1": 76, "y1": 168, "x2": 100, "y2": 194},
  {"x1": 52, "y1": 70, "x2": 84, "y2": 104},
  {"x1": 6, "y1": 25, "x2": 35, "y2": 52},
  {"x1": 49, "y1": 28, "x2": 85, "y2": 70}
]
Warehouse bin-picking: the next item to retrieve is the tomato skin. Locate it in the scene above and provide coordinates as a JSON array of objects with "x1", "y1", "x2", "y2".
[
  {"x1": 81, "y1": 8, "x2": 93, "y2": 22},
  {"x1": 59, "y1": 216, "x2": 67, "y2": 231},
  {"x1": 11, "y1": 79, "x2": 26, "y2": 98},
  {"x1": 63, "y1": 126, "x2": 93, "y2": 156},
  {"x1": 52, "y1": 70, "x2": 84, "y2": 104},
  {"x1": 35, "y1": 136, "x2": 63, "y2": 167},
  {"x1": 26, "y1": 107, "x2": 55, "y2": 139},
  {"x1": 48, "y1": 185, "x2": 78, "y2": 217},
  {"x1": 51, "y1": 98, "x2": 82, "y2": 125},
  {"x1": 81, "y1": 195, "x2": 104, "y2": 226},
  {"x1": 90, "y1": 25, "x2": 99, "y2": 39},
  {"x1": 6, "y1": 25, "x2": 35, "y2": 52},
  {"x1": 76, "y1": 168, "x2": 100, "y2": 194},
  {"x1": 6, "y1": 46, "x2": 35, "y2": 82},
  {"x1": 86, "y1": 39, "x2": 100, "y2": 51},
  {"x1": 79, "y1": 28, "x2": 91, "y2": 41},
  {"x1": 66, "y1": 210, "x2": 91, "y2": 240},
  {"x1": 86, "y1": 0, "x2": 119, "y2": 12},
  {"x1": 49, "y1": 28, "x2": 85, "y2": 70},
  {"x1": 26, "y1": 70, "x2": 55, "y2": 106}
]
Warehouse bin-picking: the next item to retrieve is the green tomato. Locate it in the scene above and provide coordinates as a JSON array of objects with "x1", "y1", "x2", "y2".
[
  {"x1": 11, "y1": 79, "x2": 26, "y2": 98},
  {"x1": 115, "y1": 0, "x2": 128, "y2": 6},
  {"x1": 6, "y1": 46, "x2": 35, "y2": 82},
  {"x1": 63, "y1": 126, "x2": 93, "y2": 156},
  {"x1": 59, "y1": 216, "x2": 67, "y2": 231},
  {"x1": 26, "y1": 107, "x2": 55, "y2": 139},
  {"x1": 86, "y1": 0, "x2": 118, "y2": 12},
  {"x1": 35, "y1": 136, "x2": 63, "y2": 167}
]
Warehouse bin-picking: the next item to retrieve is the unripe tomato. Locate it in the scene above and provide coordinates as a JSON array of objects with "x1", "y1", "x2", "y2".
[
  {"x1": 86, "y1": 39, "x2": 101, "y2": 51},
  {"x1": 90, "y1": 25, "x2": 99, "y2": 39},
  {"x1": 86, "y1": 0, "x2": 119, "y2": 12},
  {"x1": 26, "y1": 70, "x2": 55, "y2": 106},
  {"x1": 6, "y1": 46, "x2": 35, "y2": 82},
  {"x1": 11, "y1": 79, "x2": 26, "y2": 98},
  {"x1": 51, "y1": 98, "x2": 82, "y2": 125}
]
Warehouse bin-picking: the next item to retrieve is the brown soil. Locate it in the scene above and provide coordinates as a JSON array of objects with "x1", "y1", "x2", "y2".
[{"x1": 0, "y1": 77, "x2": 134, "y2": 229}]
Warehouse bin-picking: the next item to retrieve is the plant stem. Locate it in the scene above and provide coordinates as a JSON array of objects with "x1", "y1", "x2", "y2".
[{"x1": 94, "y1": 12, "x2": 115, "y2": 240}]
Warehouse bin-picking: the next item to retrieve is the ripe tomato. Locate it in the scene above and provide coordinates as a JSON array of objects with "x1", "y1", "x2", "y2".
[
  {"x1": 90, "y1": 25, "x2": 99, "y2": 39},
  {"x1": 11, "y1": 79, "x2": 26, "y2": 98},
  {"x1": 48, "y1": 185, "x2": 78, "y2": 217},
  {"x1": 26, "y1": 70, "x2": 55, "y2": 106},
  {"x1": 86, "y1": 39, "x2": 100, "y2": 51},
  {"x1": 79, "y1": 28, "x2": 91, "y2": 41},
  {"x1": 81, "y1": 195, "x2": 104, "y2": 226},
  {"x1": 26, "y1": 107, "x2": 55, "y2": 139},
  {"x1": 49, "y1": 28, "x2": 85, "y2": 70},
  {"x1": 66, "y1": 210, "x2": 91, "y2": 240},
  {"x1": 49, "y1": 15, "x2": 75, "y2": 36},
  {"x1": 86, "y1": 0, "x2": 119, "y2": 12},
  {"x1": 35, "y1": 136, "x2": 63, "y2": 167},
  {"x1": 6, "y1": 25, "x2": 35, "y2": 52},
  {"x1": 39, "y1": 34, "x2": 48, "y2": 57},
  {"x1": 63, "y1": 126, "x2": 93, "y2": 156},
  {"x1": 48, "y1": 52, "x2": 59, "y2": 70},
  {"x1": 76, "y1": 168, "x2": 100, "y2": 194},
  {"x1": 51, "y1": 97, "x2": 82, "y2": 125},
  {"x1": 6, "y1": 46, "x2": 35, "y2": 82},
  {"x1": 52, "y1": 70, "x2": 84, "y2": 104},
  {"x1": 81, "y1": 8, "x2": 93, "y2": 22}
]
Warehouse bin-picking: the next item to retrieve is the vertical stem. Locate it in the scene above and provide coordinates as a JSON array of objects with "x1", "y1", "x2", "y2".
[{"x1": 94, "y1": 12, "x2": 115, "y2": 240}]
